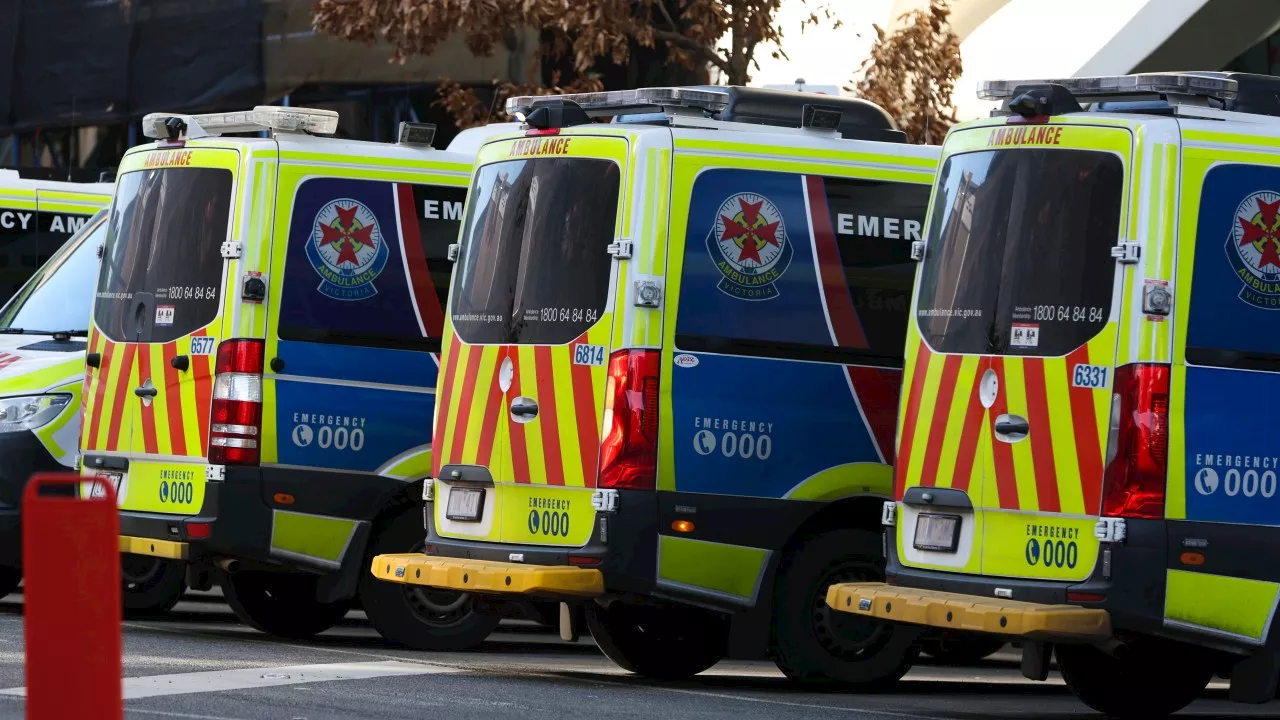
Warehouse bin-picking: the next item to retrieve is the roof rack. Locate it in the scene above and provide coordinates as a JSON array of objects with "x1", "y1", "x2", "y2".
[
  {"x1": 978, "y1": 72, "x2": 1280, "y2": 120},
  {"x1": 142, "y1": 106, "x2": 339, "y2": 140},
  {"x1": 505, "y1": 86, "x2": 905, "y2": 143}
]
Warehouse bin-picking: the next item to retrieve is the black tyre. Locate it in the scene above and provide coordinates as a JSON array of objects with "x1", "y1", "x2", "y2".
[
  {"x1": 586, "y1": 600, "x2": 727, "y2": 679},
  {"x1": 1057, "y1": 639, "x2": 1214, "y2": 718},
  {"x1": 772, "y1": 529, "x2": 919, "y2": 688},
  {"x1": 0, "y1": 567, "x2": 21, "y2": 599},
  {"x1": 122, "y1": 554, "x2": 185, "y2": 616},
  {"x1": 920, "y1": 632, "x2": 1006, "y2": 664},
  {"x1": 360, "y1": 509, "x2": 501, "y2": 650},
  {"x1": 222, "y1": 570, "x2": 350, "y2": 639}
]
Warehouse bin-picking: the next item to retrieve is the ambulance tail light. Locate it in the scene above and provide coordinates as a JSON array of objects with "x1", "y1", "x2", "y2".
[
  {"x1": 598, "y1": 350, "x2": 660, "y2": 491},
  {"x1": 1100, "y1": 363, "x2": 1170, "y2": 520},
  {"x1": 209, "y1": 339, "x2": 265, "y2": 466}
]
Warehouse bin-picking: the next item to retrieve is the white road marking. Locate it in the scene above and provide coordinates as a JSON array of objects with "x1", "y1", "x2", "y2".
[{"x1": 0, "y1": 660, "x2": 458, "y2": 700}]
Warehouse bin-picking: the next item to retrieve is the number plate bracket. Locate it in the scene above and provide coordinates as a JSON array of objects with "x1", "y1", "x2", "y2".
[
  {"x1": 913, "y1": 513, "x2": 960, "y2": 553},
  {"x1": 445, "y1": 487, "x2": 485, "y2": 522}
]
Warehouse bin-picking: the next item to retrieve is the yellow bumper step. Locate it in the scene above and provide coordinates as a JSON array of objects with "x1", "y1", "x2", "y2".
[
  {"x1": 118, "y1": 535, "x2": 188, "y2": 560},
  {"x1": 825, "y1": 582, "x2": 1111, "y2": 641},
  {"x1": 370, "y1": 554, "x2": 604, "y2": 598}
]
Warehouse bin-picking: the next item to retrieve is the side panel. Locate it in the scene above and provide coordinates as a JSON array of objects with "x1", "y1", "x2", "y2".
[
  {"x1": 1166, "y1": 144, "x2": 1280, "y2": 643},
  {"x1": 659, "y1": 141, "x2": 934, "y2": 602},
  {"x1": 264, "y1": 165, "x2": 467, "y2": 476}
]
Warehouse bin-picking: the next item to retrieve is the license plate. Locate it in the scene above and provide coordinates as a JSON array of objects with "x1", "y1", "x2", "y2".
[
  {"x1": 85, "y1": 472, "x2": 123, "y2": 500},
  {"x1": 914, "y1": 513, "x2": 960, "y2": 552},
  {"x1": 445, "y1": 487, "x2": 485, "y2": 522}
]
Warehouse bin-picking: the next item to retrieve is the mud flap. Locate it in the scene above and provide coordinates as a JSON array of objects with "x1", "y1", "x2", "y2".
[
  {"x1": 1229, "y1": 649, "x2": 1280, "y2": 704},
  {"x1": 1021, "y1": 640, "x2": 1052, "y2": 681},
  {"x1": 315, "y1": 521, "x2": 372, "y2": 604}
]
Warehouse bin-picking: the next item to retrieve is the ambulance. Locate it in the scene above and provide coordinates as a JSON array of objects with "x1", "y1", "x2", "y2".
[
  {"x1": 0, "y1": 207, "x2": 111, "y2": 597},
  {"x1": 369, "y1": 86, "x2": 942, "y2": 684},
  {"x1": 827, "y1": 71, "x2": 1280, "y2": 716},
  {"x1": 80, "y1": 106, "x2": 526, "y2": 639}
]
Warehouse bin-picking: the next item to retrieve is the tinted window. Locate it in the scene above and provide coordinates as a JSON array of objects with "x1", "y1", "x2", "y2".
[
  {"x1": 1186, "y1": 164, "x2": 1280, "y2": 370},
  {"x1": 0, "y1": 205, "x2": 41, "y2": 303},
  {"x1": 675, "y1": 169, "x2": 928, "y2": 365},
  {"x1": 0, "y1": 213, "x2": 105, "y2": 332},
  {"x1": 916, "y1": 149, "x2": 1123, "y2": 357},
  {"x1": 278, "y1": 178, "x2": 465, "y2": 350},
  {"x1": 94, "y1": 168, "x2": 231, "y2": 343},
  {"x1": 450, "y1": 158, "x2": 620, "y2": 345}
]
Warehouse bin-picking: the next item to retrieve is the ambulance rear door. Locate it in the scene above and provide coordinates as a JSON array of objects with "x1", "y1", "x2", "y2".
[
  {"x1": 83, "y1": 144, "x2": 244, "y2": 513},
  {"x1": 904, "y1": 122, "x2": 1133, "y2": 581},
  {"x1": 433, "y1": 131, "x2": 635, "y2": 548}
]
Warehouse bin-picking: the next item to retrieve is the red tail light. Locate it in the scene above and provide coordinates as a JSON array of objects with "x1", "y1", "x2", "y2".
[
  {"x1": 209, "y1": 339, "x2": 265, "y2": 466},
  {"x1": 597, "y1": 349, "x2": 660, "y2": 490},
  {"x1": 1100, "y1": 363, "x2": 1170, "y2": 519}
]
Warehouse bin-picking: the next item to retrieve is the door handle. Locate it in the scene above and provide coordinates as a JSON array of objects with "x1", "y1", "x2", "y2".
[
  {"x1": 509, "y1": 397, "x2": 539, "y2": 423},
  {"x1": 170, "y1": 355, "x2": 190, "y2": 372},
  {"x1": 994, "y1": 414, "x2": 1029, "y2": 443},
  {"x1": 86, "y1": 352, "x2": 101, "y2": 369},
  {"x1": 134, "y1": 385, "x2": 158, "y2": 398}
]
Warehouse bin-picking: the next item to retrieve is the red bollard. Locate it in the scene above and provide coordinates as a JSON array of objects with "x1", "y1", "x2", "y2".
[{"x1": 23, "y1": 473, "x2": 121, "y2": 720}]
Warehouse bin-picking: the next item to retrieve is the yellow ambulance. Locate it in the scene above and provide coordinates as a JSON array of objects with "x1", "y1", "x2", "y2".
[
  {"x1": 0, "y1": 206, "x2": 111, "y2": 596},
  {"x1": 828, "y1": 72, "x2": 1280, "y2": 716},
  {"x1": 370, "y1": 86, "x2": 943, "y2": 684},
  {"x1": 80, "y1": 106, "x2": 523, "y2": 634}
]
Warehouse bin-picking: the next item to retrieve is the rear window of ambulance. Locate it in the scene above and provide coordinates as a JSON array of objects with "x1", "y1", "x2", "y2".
[
  {"x1": 915, "y1": 148, "x2": 1123, "y2": 357},
  {"x1": 449, "y1": 157, "x2": 620, "y2": 345},
  {"x1": 95, "y1": 168, "x2": 231, "y2": 343}
]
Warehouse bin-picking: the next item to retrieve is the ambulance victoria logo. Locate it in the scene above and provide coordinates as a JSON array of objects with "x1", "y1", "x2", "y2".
[
  {"x1": 306, "y1": 198, "x2": 389, "y2": 301},
  {"x1": 707, "y1": 192, "x2": 793, "y2": 300},
  {"x1": 1228, "y1": 190, "x2": 1280, "y2": 309}
]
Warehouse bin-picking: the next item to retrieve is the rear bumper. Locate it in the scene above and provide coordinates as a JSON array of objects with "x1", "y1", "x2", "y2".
[
  {"x1": 825, "y1": 582, "x2": 1111, "y2": 641},
  {"x1": 110, "y1": 463, "x2": 399, "y2": 576},
  {"x1": 863, "y1": 515, "x2": 1187, "y2": 647},
  {"x1": 118, "y1": 535, "x2": 188, "y2": 560},
  {"x1": 371, "y1": 554, "x2": 604, "y2": 598},
  {"x1": 421, "y1": 487, "x2": 659, "y2": 598}
]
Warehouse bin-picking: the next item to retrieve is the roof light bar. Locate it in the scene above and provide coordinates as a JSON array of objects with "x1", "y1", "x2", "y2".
[
  {"x1": 978, "y1": 73, "x2": 1239, "y2": 101},
  {"x1": 506, "y1": 87, "x2": 729, "y2": 118},
  {"x1": 142, "y1": 105, "x2": 339, "y2": 139}
]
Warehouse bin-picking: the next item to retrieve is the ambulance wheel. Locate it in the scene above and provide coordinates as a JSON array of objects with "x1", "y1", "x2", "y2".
[
  {"x1": 0, "y1": 567, "x2": 20, "y2": 599},
  {"x1": 1057, "y1": 639, "x2": 1214, "y2": 718},
  {"x1": 920, "y1": 632, "x2": 1006, "y2": 664},
  {"x1": 221, "y1": 570, "x2": 349, "y2": 639},
  {"x1": 772, "y1": 529, "x2": 919, "y2": 688},
  {"x1": 360, "y1": 510, "x2": 501, "y2": 650},
  {"x1": 121, "y1": 554, "x2": 185, "y2": 616},
  {"x1": 586, "y1": 600, "x2": 728, "y2": 679}
]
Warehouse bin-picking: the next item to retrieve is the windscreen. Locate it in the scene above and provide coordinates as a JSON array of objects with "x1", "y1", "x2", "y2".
[
  {"x1": 94, "y1": 168, "x2": 232, "y2": 343},
  {"x1": 449, "y1": 157, "x2": 620, "y2": 345},
  {"x1": 915, "y1": 148, "x2": 1124, "y2": 356},
  {"x1": 0, "y1": 214, "x2": 105, "y2": 333}
]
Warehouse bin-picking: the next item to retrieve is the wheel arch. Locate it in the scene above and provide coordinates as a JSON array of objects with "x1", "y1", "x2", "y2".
[{"x1": 726, "y1": 493, "x2": 889, "y2": 660}]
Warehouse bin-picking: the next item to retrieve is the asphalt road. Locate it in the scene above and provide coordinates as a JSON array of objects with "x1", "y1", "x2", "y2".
[{"x1": 0, "y1": 590, "x2": 1274, "y2": 720}]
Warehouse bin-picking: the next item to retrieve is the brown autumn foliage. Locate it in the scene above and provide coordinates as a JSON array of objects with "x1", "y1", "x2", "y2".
[
  {"x1": 313, "y1": 0, "x2": 839, "y2": 128},
  {"x1": 851, "y1": 0, "x2": 963, "y2": 144}
]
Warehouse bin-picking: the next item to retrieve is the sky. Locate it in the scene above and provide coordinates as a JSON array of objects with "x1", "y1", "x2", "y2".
[{"x1": 752, "y1": 0, "x2": 1151, "y2": 120}]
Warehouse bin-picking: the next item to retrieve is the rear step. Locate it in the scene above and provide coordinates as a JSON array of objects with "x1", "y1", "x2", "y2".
[{"x1": 826, "y1": 582, "x2": 1111, "y2": 641}]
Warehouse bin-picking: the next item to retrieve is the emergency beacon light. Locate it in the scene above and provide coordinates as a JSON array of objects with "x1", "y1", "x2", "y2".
[{"x1": 142, "y1": 106, "x2": 339, "y2": 140}]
